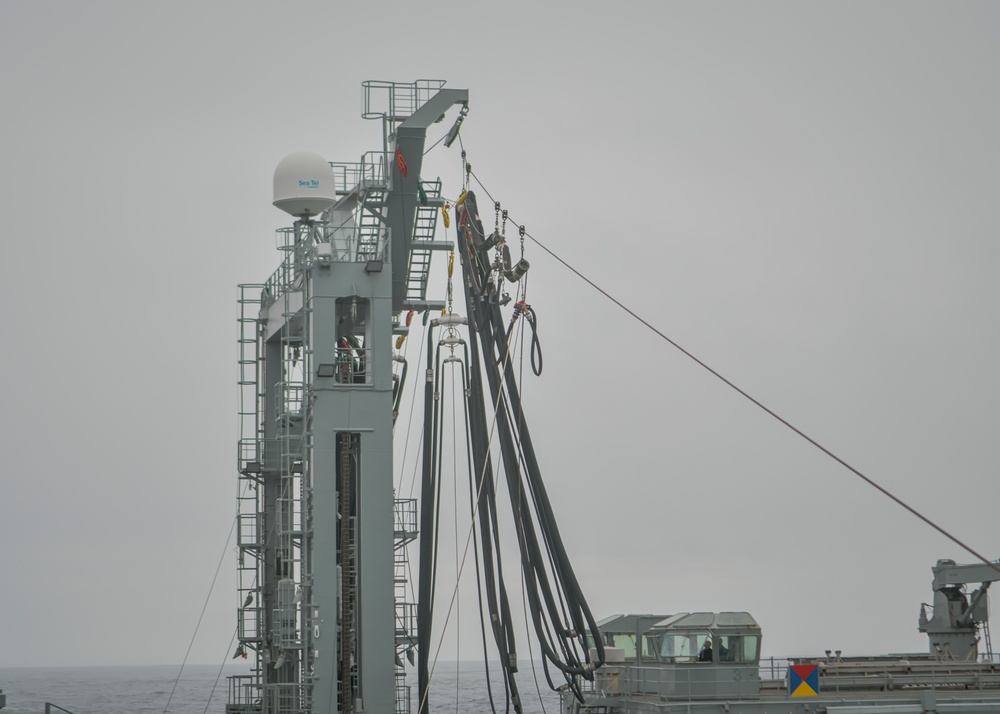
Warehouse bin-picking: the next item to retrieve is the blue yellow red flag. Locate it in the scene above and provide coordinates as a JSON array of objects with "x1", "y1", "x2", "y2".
[{"x1": 789, "y1": 664, "x2": 819, "y2": 697}]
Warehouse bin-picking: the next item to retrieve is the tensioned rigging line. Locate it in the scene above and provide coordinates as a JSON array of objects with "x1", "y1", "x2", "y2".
[
  {"x1": 205, "y1": 624, "x2": 241, "y2": 714},
  {"x1": 465, "y1": 165, "x2": 1000, "y2": 576},
  {"x1": 190, "y1": 337, "x2": 312, "y2": 712},
  {"x1": 164, "y1": 498, "x2": 240, "y2": 713},
  {"x1": 168, "y1": 467, "x2": 286, "y2": 713},
  {"x1": 423, "y1": 128, "x2": 449, "y2": 156}
]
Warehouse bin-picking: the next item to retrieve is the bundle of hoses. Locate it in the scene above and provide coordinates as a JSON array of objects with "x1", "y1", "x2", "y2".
[{"x1": 416, "y1": 191, "x2": 604, "y2": 714}]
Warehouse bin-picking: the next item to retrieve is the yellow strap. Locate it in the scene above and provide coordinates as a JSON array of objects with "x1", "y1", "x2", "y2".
[
  {"x1": 442, "y1": 204, "x2": 451, "y2": 229},
  {"x1": 456, "y1": 190, "x2": 467, "y2": 207},
  {"x1": 448, "y1": 251, "x2": 454, "y2": 278},
  {"x1": 395, "y1": 334, "x2": 405, "y2": 349}
]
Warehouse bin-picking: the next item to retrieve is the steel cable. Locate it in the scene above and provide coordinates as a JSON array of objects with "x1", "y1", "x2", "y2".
[{"x1": 464, "y1": 165, "x2": 1000, "y2": 577}]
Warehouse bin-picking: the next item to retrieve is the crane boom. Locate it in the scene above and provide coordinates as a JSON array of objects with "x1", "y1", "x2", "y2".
[{"x1": 918, "y1": 558, "x2": 998, "y2": 661}]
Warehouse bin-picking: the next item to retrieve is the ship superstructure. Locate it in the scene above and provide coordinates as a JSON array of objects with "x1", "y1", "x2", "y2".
[
  {"x1": 228, "y1": 80, "x2": 604, "y2": 714},
  {"x1": 229, "y1": 80, "x2": 1000, "y2": 714},
  {"x1": 568, "y1": 582, "x2": 999, "y2": 714},
  {"x1": 560, "y1": 564, "x2": 1000, "y2": 713},
  {"x1": 229, "y1": 81, "x2": 469, "y2": 714}
]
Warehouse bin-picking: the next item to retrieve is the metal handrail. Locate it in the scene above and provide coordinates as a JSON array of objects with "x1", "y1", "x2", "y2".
[
  {"x1": 362, "y1": 79, "x2": 447, "y2": 120},
  {"x1": 45, "y1": 704, "x2": 78, "y2": 714},
  {"x1": 587, "y1": 662, "x2": 763, "y2": 700},
  {"x1": 262, "y1": 225, "x2": 392, "y2": 308}
]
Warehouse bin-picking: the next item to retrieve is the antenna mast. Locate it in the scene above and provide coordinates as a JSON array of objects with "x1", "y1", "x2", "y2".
[{"x1": 230, "y1": 80, "x2": 468, "y2": 714}]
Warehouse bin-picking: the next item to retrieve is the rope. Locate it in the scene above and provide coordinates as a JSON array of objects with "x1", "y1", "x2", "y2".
[
  {"x1": 203, "y1": 625, "x2": 240, "y2": 714},
  {"x1": 163, "y1": 511, "x2": 238, "y2": 713},
  {"x1": 423, "y1": 128, "x2": 450, "y2": 156}
]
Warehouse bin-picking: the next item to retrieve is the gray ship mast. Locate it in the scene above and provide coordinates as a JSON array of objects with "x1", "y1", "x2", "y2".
[{"x1": 230, "y1": 80, "x2": 467, "y2": 714}]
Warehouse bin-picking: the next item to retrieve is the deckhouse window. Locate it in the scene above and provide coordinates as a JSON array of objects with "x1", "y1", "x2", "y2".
[
  {"x1": 718, "y1": 634, "x2": 759, "y2": 663},
  {"x1": 660, "y1": 632, "x2": 710, "y2": 663}
]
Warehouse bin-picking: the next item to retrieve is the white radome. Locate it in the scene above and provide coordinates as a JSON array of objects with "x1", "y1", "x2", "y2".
[{"x1": 273, "y1": 151, "x2": 337, "y2": 218}]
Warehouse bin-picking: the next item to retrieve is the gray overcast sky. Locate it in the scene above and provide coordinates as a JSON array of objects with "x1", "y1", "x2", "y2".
[{"x1": 1, "y1": 1, "x2": 998, "y2": 673}]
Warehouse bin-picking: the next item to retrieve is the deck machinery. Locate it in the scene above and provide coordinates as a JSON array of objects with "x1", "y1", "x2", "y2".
[
  {"x1": 566, "y1": 560, "x2": 1000, "y2": 714},
  {"x1": 229, "y1": 80, "x2": 467, "y2": 714}
]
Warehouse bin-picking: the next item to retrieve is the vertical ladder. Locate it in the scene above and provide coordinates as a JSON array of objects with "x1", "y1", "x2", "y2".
[
  {"x1": 267, "y1": 225, "x2": 312, "y2": 714},
  {"x1": 393, "y1": 498, "x2": 418, "y2": 714},
  {"x1": 235, "y1": 285, "x2": 265, "y2": 702}
]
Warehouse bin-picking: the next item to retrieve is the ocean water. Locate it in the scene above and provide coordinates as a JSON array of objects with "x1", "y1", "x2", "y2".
[{"x1": 0, "y1": 662, "x2": 561, "y2": 714}]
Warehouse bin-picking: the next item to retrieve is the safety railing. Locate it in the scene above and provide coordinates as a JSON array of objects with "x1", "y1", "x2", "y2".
[
  {"x1": 238, "y1": 605, "x2": 262, "y2": 642},
  {"x1": 263, "y1": 683, "x2": 300, "y2": 714},
  {"x1": 238, "y1": 438, "x2": 262, "y2": 478},
  {"x1": 262, "y1": 246, "x2": 297, "y2": 308},
  {"x1": 393, "y1": 498, "x2": 418, "y2": 547},
  {"x1": 275, "y1": 381, "x2": 308, "y2": 420},
  {"x1": 226, "y1": 675, "x2": 261, "y2": 714},
  {"x1": 263, "y1": 227, "x2": 391, "y2": 308},
  {"x1": 263, "y1": 224, "x2": 320, "y2": 306},
  {"x1": 817, "y1": 659, "x2": 1000, "y2": 693},
  {"x1": 582, "y1": 660, "x2": 1000, "y2": 702},
  {"x1": 329, "y1": 162, "x2": 363, "y2": 193},
  {"x1": 271, "y1": 606, "x2": 301, "y2": 649},
  {"x1": 363, "y1": 79, "x2": 447, "y2": 120},
  {"x1": 758, "y1": 656, "x2": 1000, "y2": 694},
  {"x1": 237, "y1": 512, "x2": 259, "y2": 549},
  {"x1": 395, "y1": 679, "x2": 411, "y2": 714},
  {"x1": 330, "y1": 152, "x2": 388, "y2": 193},
  {"x1": 328, "y1": 218, "x2": 389, "y2": 264},
  {"x1": 277, "y1": 486, "x2": 303, "y2": 534},
  {"x1": 758, "y1": 656, "x2": 790, "y2": 681},
  {"x1": 360, "y1": 151, "x2": 388, "y2": 188},
  {"x1": 44, "y1": 705, "x2": 77, "y2": 714},
  {"x1": 584, "y1": 663, "x2": 763, "y2": 700},
  {"x1": 395, "y1": 601, "x2": 417, "y2": 647}
]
